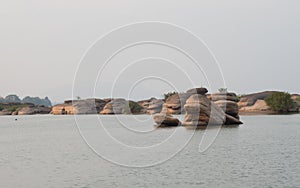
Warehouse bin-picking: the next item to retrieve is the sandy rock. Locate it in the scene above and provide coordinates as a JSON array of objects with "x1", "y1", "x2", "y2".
[
  {"x1": 18, "y1": 106, "x2": 51, "y2": 115},
  {"x1": 214, "y1": 100, "x2": 239, "y2": 117},
  {"x1": 100, "y1": 99, "x2": 130, "y2": 114},
  {"x1": 182, "y1": 94, "x2": 226, "y2": 127},
  {"x1": 238, "y1": 91, "x2": 278, "y2": 108},
  {"x1": 51, "y1": 104, "x2": 75, "y2": 115},
  {"x1": 239, "y1": 100, "x2": 270, "y2": 112},
  {"x1": 0, "y1": 110, "x2": 12, "y2": 115},
  {"x1": 208, "y1": 93, "x2": 238, "y2": 102}
]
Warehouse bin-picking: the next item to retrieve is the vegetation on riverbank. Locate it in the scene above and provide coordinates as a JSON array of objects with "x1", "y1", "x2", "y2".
[{"x1": 265, "y1": 92, "x2": 294, "y2": 112}]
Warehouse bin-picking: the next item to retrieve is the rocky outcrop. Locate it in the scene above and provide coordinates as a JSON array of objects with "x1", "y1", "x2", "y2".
[
  {"x1": 100, "y1": 99, "x2": 130, "y2": 114},
  {"x1": 153, "y1": 113, "x2": 181, "y2": 127},
  {"x1": 147, "y1": 99, "x2": 164, "y2": 114},
  {"x1": 209, "y1": 92, "x2": 239, "y2": 119},
  {"x1": 0, "y1": 109, "x2": 13, "y2": 115},
  {"x1": 186, "y1": 87, "x2": 208, "y2": 95},
  {"x1": 51, "y1": 103, "x2": 75, "y2": 115},
  {"x1": 165, "y1": 93, "x2": 192, "y2": 114},
  {"x1": 239, "y1": 100, "x2": 270, "y2": 113},
  {"x1": 238, "y1": 91, "x2": 278, "y2": 108},
  {"x1": 51, "y1": 99, "x2": 106, "y2": 115},
  {"x1": 18, "y1": 106, "x2": 51, "y2": 115},
  {"x1": 182, "y1": 94, "x2": 226, "y2": 126},
  {"x1": 182, "y1": 94, "x2": 242, "y2": 127}
]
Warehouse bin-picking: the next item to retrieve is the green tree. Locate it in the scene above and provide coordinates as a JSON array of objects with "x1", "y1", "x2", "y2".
[
  {"x1": 218, "y1": 88, "x2": 228, "y2": 93},
  {"x1": 163, "y1": 92, "x2": 178, "y2": 101},
  {"x1": 265, "y1": 92, "x2": 294, "y2": 112}
]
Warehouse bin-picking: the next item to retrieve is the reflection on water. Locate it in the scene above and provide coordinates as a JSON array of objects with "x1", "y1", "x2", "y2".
[{"x1": 0, "y1": 114, "x2": 299, "y2": 187}]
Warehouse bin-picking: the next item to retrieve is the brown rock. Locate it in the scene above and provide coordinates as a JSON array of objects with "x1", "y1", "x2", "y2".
[
  {"x1": 214, "y1": 100, "x2": 239, "y2": 117},
  {"x1": 147, "y1": 99, "x2": 164, "y2": 114},
  {"x1": 182, "y1": 94, "x2": 226, "y2": 127},
  {"x1": 18, "y1": 106, "x2": 51, "y2": 115},
  {"x1": 186, "y1": 87, "x2": 208, "y2": 95},
  {"x1": 165, "y1": 93, "x2": 192, "y2": 114},
  {"x1": 208, "y1": 93, "x2": 238, "y2": 102},
  {"x1": 100, "y1": 99, "x2": 130, "y2": 114}
]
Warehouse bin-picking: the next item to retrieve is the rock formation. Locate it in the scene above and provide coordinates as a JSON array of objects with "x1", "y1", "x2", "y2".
[
  {"x1": 51, "y1": 99, "x2": 106, "y2": 115},
  {"x1": 182, "y1": 94, "x2": 242, "y2": 127},
  {"x1": 147, "y1": 99, "x2": 164, "y2": 114},
  {"x1": 209, "y1": 92, "x2": 239, "y2": 119},
  {"x1": 18, "y1": 106, "x2": 51, "y2": 115},
  {"x1": 100, "y1": 98, "x2": 128, "y2": 114},
  {"x1": 238, "y1": 91, "x2": 278, "y2": 108},
  {"x1": 165, "y1": 93, "x2": 192, "y2": 114}
]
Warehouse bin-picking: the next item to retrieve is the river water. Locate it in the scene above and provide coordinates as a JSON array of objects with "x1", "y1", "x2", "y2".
[{"x1": 0, "y1": 115, "x2": 299, "y2": 188}]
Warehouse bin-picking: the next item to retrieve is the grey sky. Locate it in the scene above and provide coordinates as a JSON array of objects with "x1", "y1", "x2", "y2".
[{"x1": 1, "y1": 0, "x2": 299, "y2": 103}]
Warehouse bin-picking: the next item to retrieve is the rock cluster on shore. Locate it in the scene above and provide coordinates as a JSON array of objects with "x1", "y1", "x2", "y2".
[
  {"x1": 152, "y1": 88, "x2": 242, "y2": 127},
  {"x1": 1, "y1": 89, "x2": 299, "y2": 117}
]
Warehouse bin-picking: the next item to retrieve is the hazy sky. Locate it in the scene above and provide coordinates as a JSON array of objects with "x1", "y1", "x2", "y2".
[{"x1": 1, "y1": 0, "x2": 299, "y2": 103}]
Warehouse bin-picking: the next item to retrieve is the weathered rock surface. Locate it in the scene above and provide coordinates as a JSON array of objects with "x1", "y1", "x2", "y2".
[
  {"x1": 165, "y1": 93, "x2": 192, "y2": 114},
  {"x1": 100, "y1": 99, "x2": 130, "y2": 114},
  {"x1": 0, "y1": 109, "x2": 12, "y2": 115},
  {"x1": 51, "y1": 103, "x2": 75, "y2": 115},
  {"x1": 238, "y1": 91, "x2": 278, "y2": 108},
  {"x1": 18, "y1": 106, "x2": 51, "y2": 115},
  {"x1": 239, "y1": 100, "x2": 270, "y2": 113},
  {"x1": 214, "y1": 100, "x2": 239, "y2": 117},
  {"x1": 153, "y1": 113, "x2": 181, "y2": 127},
  {"x1": 182, "y1": 94, "x2": 242, "y2": 127},
  {"x1": 51, "y1": 99, "x2": 107, "y2": 115},
  {"x1": 208, "y1": 92, "x2": 238, "y2": 102},
  {"x1": 186, "y1": 87, "x2": 208, "y2": 95},
  {"x1": 182, "y1": 94, "x2": 226, "y2": 126},
  {"x1": 147, "y1": 99, "x2": 164, "y2": 114}
]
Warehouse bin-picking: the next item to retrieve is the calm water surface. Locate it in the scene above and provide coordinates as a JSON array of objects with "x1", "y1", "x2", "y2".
[{"x1": 0, "y1": 115, "x2": 299, "y2": 188}]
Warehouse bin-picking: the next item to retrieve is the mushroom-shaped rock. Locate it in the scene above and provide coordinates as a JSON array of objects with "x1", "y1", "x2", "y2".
[
  {"x1": 186, "y1": 87, "x2": 208, "y2": 95},
  {"x1": 153, "y1": 113, "x2": 181, "y2": 127}
]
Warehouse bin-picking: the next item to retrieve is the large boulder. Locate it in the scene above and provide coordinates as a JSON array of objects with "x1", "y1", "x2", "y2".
[
  {"x1": 18, "y1": 106, "x2": 51, "y2": 115},
  {"x1": 165, "y1": 93, "x2": 192, "y2": 114},
  {"x1": 51, "y1": 103, "x2": 76, "y2": 115},
  {"x1": 100, "y1": 99, "x2": 130, "y2": 114},
  {"x1": 153, "y1": 113, "x2": 181, "y2": 127},
  {"x1": 182, "y1": 94, "x2": 242, "y2": 127},
  {"x1": 72, "y1": 99, "x2": 106, "y2": 114},
  {"x1": 214, "y1": 100, "x2": 239, "y2": 117},
  {"x1": 51, "y1": 99, "x2": 107, "y2": 115},
  {"x1": 182, "y1": 94, "x2": 226, "y2": 127},
  {"x1": 186, "y1": 87, "x2": 208, "y2": 95},
  {"x1": 208, "y1": 93, "x2": 238, "y2": 102}
]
